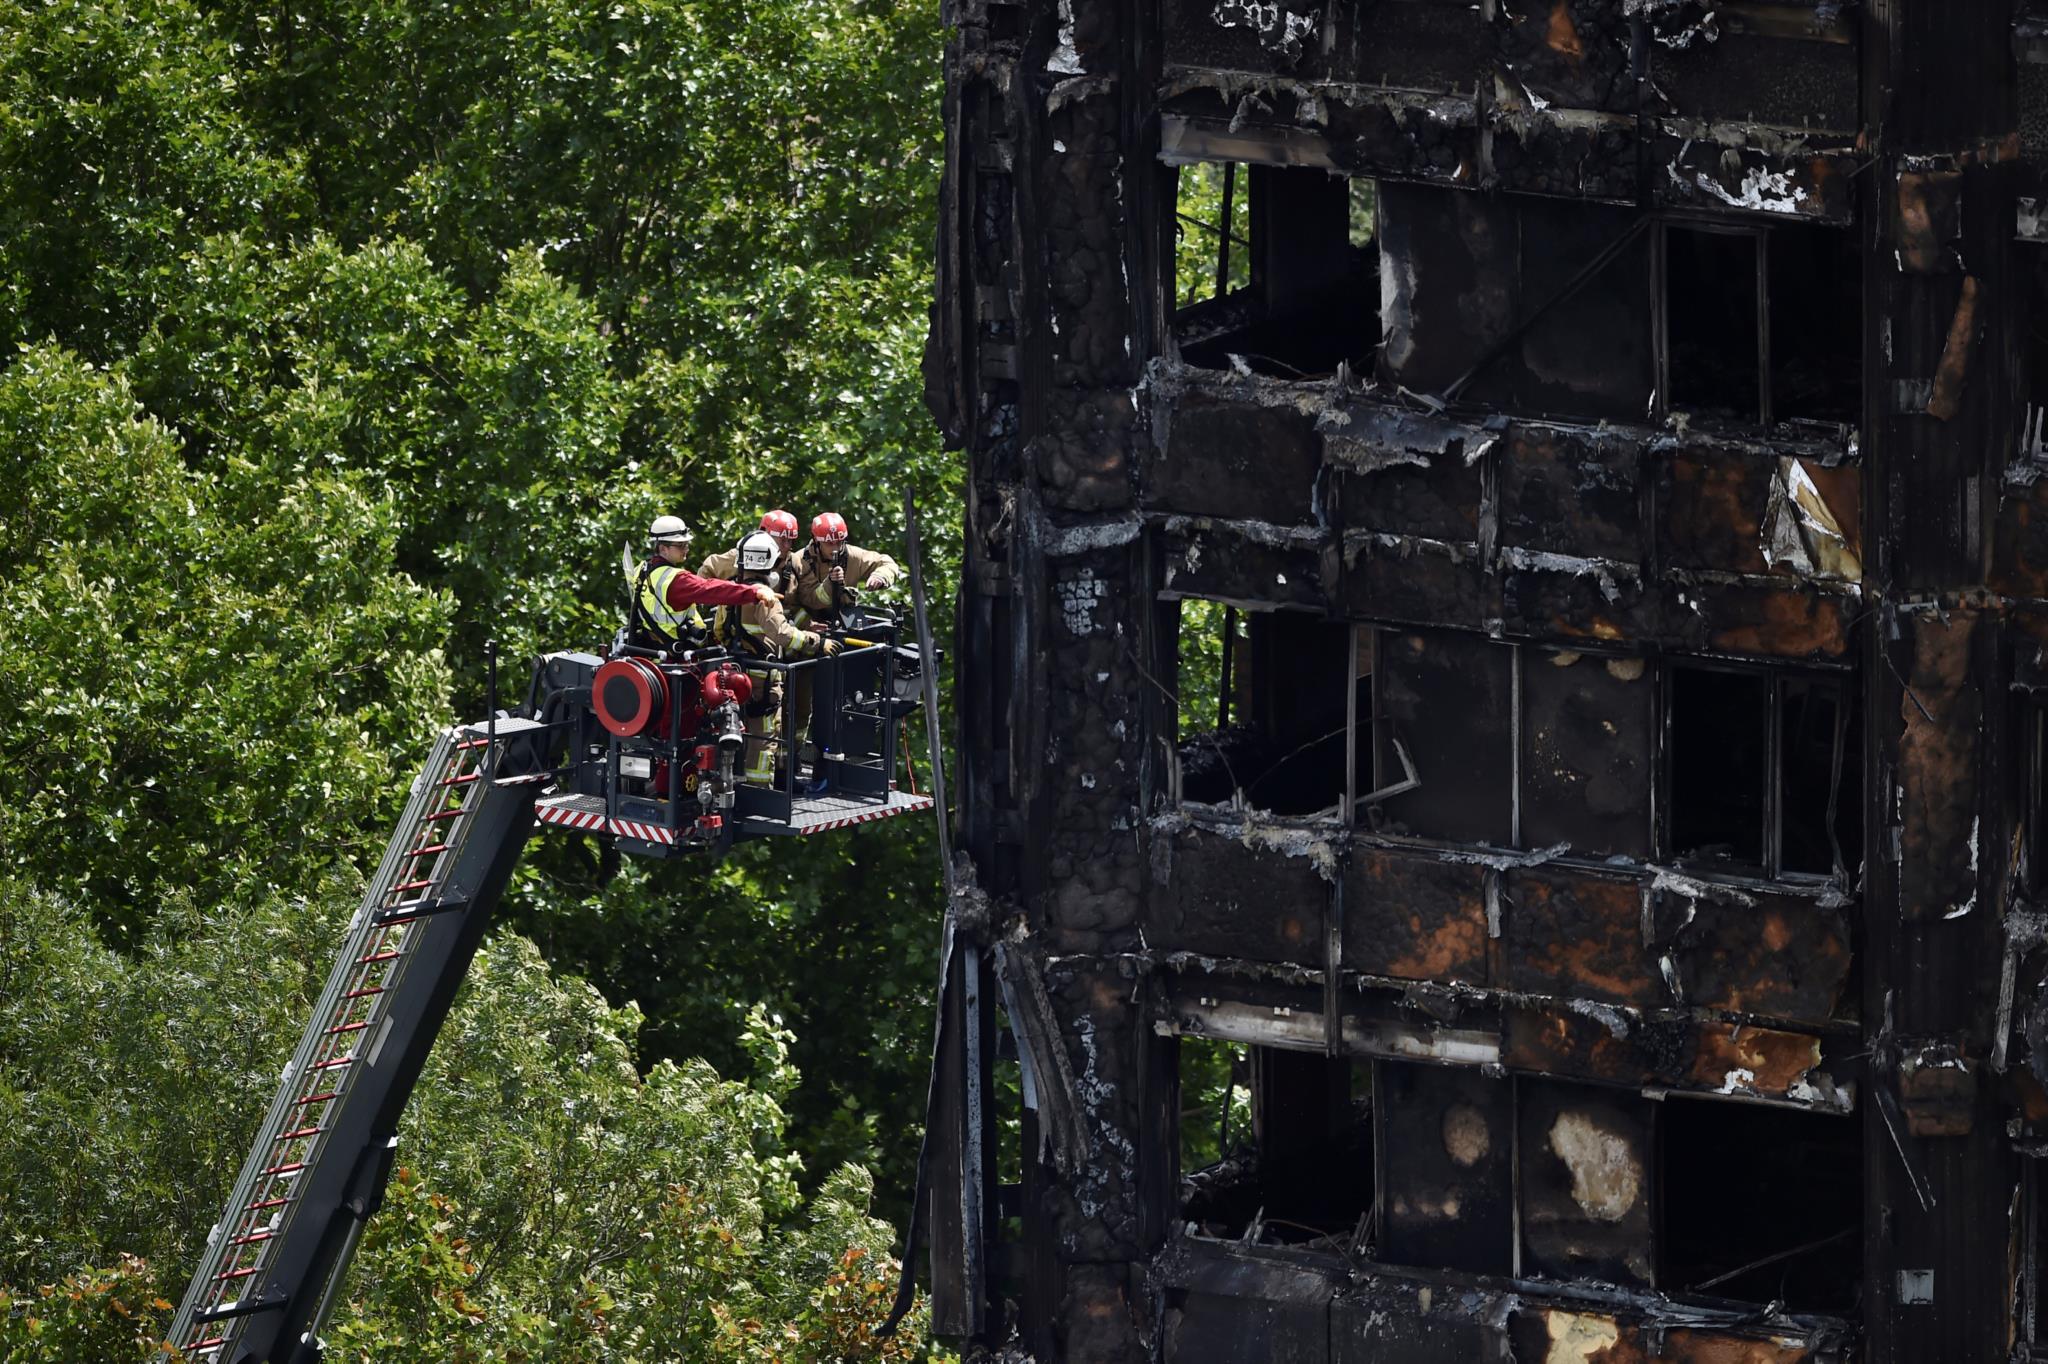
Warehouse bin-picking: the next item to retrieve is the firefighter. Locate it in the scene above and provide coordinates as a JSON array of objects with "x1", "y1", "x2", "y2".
[
  {"x1": 712, "y1": 530, "x2": 842, "y2": 781},
  {"x1": 629, "y1": 515, "x2": 777, "y2": 649},
  {"x1": 790, "y1": 511, "x2": 901, "y2": 625},
  {"x1": 784, "y1": 512, "x2": 903, "y2": 779},
  {"x1": 700, "y1": 509, "x2": 800, "y2": 584}
]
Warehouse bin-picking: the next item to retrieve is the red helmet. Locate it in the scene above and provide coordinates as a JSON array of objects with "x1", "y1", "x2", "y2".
[
  {"x1": 810, "y1": 511, "x2": 848, "y2": 546},
  {"x1": 760, "y1": 509, "x2": 799, "y2": 540}
]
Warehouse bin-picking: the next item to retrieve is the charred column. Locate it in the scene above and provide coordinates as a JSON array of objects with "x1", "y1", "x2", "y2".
[{"x1": 1859, "y1": 5, "x2": 2021, "y2": 1361}]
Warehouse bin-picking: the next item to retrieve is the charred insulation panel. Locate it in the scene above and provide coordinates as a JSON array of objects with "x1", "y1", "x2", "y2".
[
  {"x1": 1375, "y1": 1061, "x2": 1515, "y2": 1276},
  {"x1": 1520, "y1": 648, "x2": 1654, "y2": 859},
  {"x1": 1517, "y1": 1079, "x2": 1657, "y2": 1288},
  {"x1": 1372, "y1": 628, "x2": 1515, "y2": 845}
]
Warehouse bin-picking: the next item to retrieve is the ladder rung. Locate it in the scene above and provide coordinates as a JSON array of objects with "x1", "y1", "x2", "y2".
[
  {"x1": 374, "y1": 897, "x2": 465, "y2": 927},
  {"x1": 324, "y1": 1021, "x2": 370, "y2": 1036},
  {"x1": 213, "y1": 1267, "x2": 259, "y2": 1282},
  {"x1": 392, "y1": 878, "x2": 434, "y2": 892},
  {"x1": 403, "y1": 842, "x2": 452, "y2": 858},
  {"x1": 226, "y1": 1229, "x2": 274, "y2": 1247},
  {"x1": 194, "y1": 1292, "x2": 287, "y2": 1325},
  {"x1": 247, "y1": 1197, "x2": 290, "y2": 1212},
  {"x1": 187, "y1": 1334, "x2": 229, "y2": 1350},
  {"x1": 440, "y1": 773, "x2": 479, "y2": 786},
  {"x1": 311, "y1": 1055, "x2": 355, "y2": 1071},
  {"x1": 259, "y1": 1160, "x2": 307, "y2": 1177},
  {"x1": 292, "y1": 1090, "x2": 340, "y2": 1107},
  {"x1": 358, "y1": 950, "x2": 400, "y2": 964},
  {"x1": 423, "y1": 807, "x2": 465, "y2": 822},
  {"x1": 343, "y1": 985, "x2": 384, "y2": 1000},
  {"x1": 274, "y1": 1125, "x2": 323, "y2": 1142},
  {"x1": 454, "y1": 737, "x2": 491, "y2": 749}
]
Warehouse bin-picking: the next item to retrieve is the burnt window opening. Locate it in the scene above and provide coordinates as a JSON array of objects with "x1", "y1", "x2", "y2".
[
  {"x1": 1174, "y1": 599, "x2": 1353, "y2": 817},
  {"x1": 1172, "y1": 161, "x2": 1251, "y2": 310},
  {"x1": 1779, "y1": 675, "x2": 1864, "y2": 876},
  {"x1": 1365, "y1": 628, "x2": 1516, "y2": 846},
  {"x1": 1661, "y1": 222, "x2": 1862, "y2": 426},
  {"x1": 1178, "y1": 1039, "x2": 1373, "y2": 1244},
  {"x1": 1659, "y1": 1098, "x2": 1861, "y2": 1313},
  {"x1": 1663, "y1": 224, "x2": 1765, "y2": 421},
  {"x1": 1178, "y1": 1035, "x2": 1249, "y2": 1175},
  {"x1": 1768, "y1": 223, "x2": 1862, "y2": 424},
  {"x1": 2025, "y1": 243, "x2": 2048, "y2": 465},
  {"x1": 1522, "y1": 648, "x2": 1656, "y2": 861},
  {"x1": 1170, "y1": 163, "x2": 1380, "y2": 380},
  {"x1": 1667, "y1": 665, "x2": 1863, "y2": 878}
]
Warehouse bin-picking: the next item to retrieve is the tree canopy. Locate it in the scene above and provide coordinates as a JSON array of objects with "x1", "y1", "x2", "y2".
[{"x1": 0, "y1": 0, "x2": 952, "y2": 1355}]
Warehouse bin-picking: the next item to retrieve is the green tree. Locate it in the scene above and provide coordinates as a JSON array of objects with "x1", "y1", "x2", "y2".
[
  {"x1": 0, "y1": 0, "x2": 960, "y2": 1330},
  {"x1": 0, "y1": 0, "x2": 308, "y2": 356},
  {"x1": 0, "y1": 877, "x2": 934, "y2": 1359},
  {"x1": 0, "y1": 346, "x2": 452, "y2": 938}
]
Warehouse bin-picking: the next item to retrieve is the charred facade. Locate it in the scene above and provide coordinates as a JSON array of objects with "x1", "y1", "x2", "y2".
[{"x1": 922, "y1": 3, "x2": 2048, "y2": 1360}]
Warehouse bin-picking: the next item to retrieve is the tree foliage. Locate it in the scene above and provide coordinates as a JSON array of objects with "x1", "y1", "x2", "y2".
[
  {"x1": 0, "y1": 0, "x2": 952, "y2": 1349},
  {"x1": 0, "y1": 878, "x2": 931, "y2": 1359}
]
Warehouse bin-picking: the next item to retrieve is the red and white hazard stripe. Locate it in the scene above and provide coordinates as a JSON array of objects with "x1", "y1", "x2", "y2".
[
  {"x1": 535, "y1": 800, "x2": 607, "y2": 832},
  {"x1": 533, "y1": 798, "x2": 679, "y2": 845},
  {"x1": 609, "y1": 817, "x2": 677, "y2": 845},
  {"x1": 800, "y1": 795, "x2": 935, "y2": 835}
]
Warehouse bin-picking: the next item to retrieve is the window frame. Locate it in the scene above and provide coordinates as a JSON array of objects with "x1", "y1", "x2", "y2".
[
  {"x1": 1165, "y1": 598, "x2": 1860, "y2": 882},
  {"x1": 1166, "y1": 596, "x2": 1355, "y2": 822},
  {"x1": 1659, "y1": 659, "x2": 1856, "y2": 880},
  {"x1": 1654, "y1": 218, "x2": 1773, "y2": 426}
]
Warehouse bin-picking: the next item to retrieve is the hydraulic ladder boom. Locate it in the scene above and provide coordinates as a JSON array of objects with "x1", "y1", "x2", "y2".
[
  {"x1": 163, "y1": 716, "x2": 550, "y2": 1364},
  {"x1": 169, "y1": 617, "x2": 937, "y2": 1362}
]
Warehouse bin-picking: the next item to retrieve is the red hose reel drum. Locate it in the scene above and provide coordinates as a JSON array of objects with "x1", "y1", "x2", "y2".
[{"x1": 593, "y1": 657, "x2": 668, "y2": 737}]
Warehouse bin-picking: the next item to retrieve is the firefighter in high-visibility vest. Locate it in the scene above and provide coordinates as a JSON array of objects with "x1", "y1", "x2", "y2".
[
  {"x1": 627, "y1": 515, "x2": 776, "y2": 648},
  {"x1": 700, "y1": 509, "x2": 800, "y2": 584},
  {"x1": 712, "y1": 530, "x2": 842, "y2": 781}
]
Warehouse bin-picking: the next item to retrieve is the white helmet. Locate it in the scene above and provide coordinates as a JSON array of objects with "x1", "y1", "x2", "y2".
[
  {"x1": 737, "y1": 530, "x2": 782, "y2": 575},
  {"x1": 649, "y1": 514, "x2": 691, "y2": 545}
]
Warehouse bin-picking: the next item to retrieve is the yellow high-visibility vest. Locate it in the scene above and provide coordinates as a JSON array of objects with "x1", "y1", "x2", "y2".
[{"x1": 631, "y1": 561, "x2": 703, "y2": 642}]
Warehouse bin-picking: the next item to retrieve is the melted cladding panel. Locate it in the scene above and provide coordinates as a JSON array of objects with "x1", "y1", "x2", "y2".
[
  {"x1": 1669, "y1": 886, "x2": 1853, "y2": 1023},
  {"x1": 1502, "y1": 867, "x2": 1664, "y2": 1010},
  {"x1": 1372, "y1": 629, "x2": 1516, "y2": 845},
  {"x1": 1517, "y1": 1078, "x2": 1657, "y2": 1288},
  {"x1": 1342, "y1": 847, "x2": 1492, "y2": 986},
  {"x1": 1658, "y1": 450, "x2": 1774, "y2": 574},
  {"x1": 1336, "y1": 453, "x2": 1485, "y2": 543},
  {"x1": 1377, "y1": 1060, "x2": 1516, "y2": 1275},
  {"x1": 1159, "y1": 1243, "x2": 1339, "y2": 1364},
  {"x1": 1331, "y1": 1274, "x2": 1506, "y2": 1363},
  {"x1": 1520, "y1": 649, "x2": 1655, "y2": 860},
  {"x1": 1496, "y1": 0, "x2": 1637, "y2": 114},
  {"x1": 1500, "y1": 426, "x2": 1643, "y2": 560},
  {"x1": 1654, "y1": 29, "x2": 1859, "y2": 132},
  {"x1": 1150, "y1": 395, "x2": 1324, "y2": 524},
  {"x1": 1151, "y1": 824, "x2": 1331, "y2": 965}
]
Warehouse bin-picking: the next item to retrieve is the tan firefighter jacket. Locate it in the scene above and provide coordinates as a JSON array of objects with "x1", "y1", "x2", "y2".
[{"x1": 789, "y1": 543, "x2": 900, "y2": 620}]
